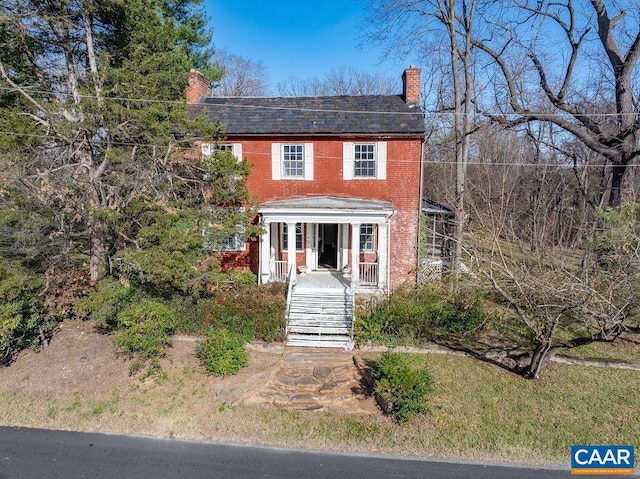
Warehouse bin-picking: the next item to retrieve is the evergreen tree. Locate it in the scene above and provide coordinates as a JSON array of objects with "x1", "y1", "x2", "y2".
[{"x1": 0, "y1": 0, "x2": 248, "y2": 288}]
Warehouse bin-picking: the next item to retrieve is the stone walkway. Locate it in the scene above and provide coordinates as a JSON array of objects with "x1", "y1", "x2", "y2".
[{"x1": 216, "y1": 347, "x2": 377, "y2": 414}]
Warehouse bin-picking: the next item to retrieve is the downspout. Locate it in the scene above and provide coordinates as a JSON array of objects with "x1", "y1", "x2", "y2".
[
  {"x1": 258, "y1": 216, "x2": 263, "y2": 285},
  {"x1": 387, "y1": 211, "x2": 394, "y2": 298},
  {"x1": 416, "y1": 139, "x2": 426, "y2": 283}
]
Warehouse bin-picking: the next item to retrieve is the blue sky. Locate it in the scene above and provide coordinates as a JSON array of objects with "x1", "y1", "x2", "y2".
[{"x1": 204, "y1": 0, "x2": 413, "y2": 92}]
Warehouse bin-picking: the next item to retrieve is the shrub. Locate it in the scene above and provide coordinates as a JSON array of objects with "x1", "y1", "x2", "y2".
[
  {"x1": 76, "y1": 278, "x2": 135, "y2": 328},
  {"x1": 354, "y1": 283, "x2": 486, "y2": 345},
  {"x1": 197, "y1": 328, "x2": 248, "y2": 376},
  {"x1": 175, "y1": 284, "x2": 286, "y2": 342},
  {"x1": 114, "y1": 299, "x2": 176, "y2": 375},
  {"x1": 0, "y1": 259, "x2": 52, "y2": 366},
  {"x1": 371, "y1": 352, "x2": 434, "y2": 423}
]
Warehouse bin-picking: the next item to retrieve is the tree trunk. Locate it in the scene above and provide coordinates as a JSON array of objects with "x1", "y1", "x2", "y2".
[
  {"x1": 89, "y1": 218, "x2": 107, "y2": 282},
  {"x1": 608, "y1": 162, "x2": 628, "y2": 207},
  {"x1": 525, "y1": 340, "x2": 552, "y2": 380}
]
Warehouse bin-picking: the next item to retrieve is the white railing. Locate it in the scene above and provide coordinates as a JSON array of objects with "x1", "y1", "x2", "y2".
[
  {"x1": 271, "y1": 260, "x2": 288, "y2": 282},
  {"x1": 284, "y1": 264, "x2": 295, "y2": 337},
  {"x1": 349, "y1": 276, "x2": 356, "y2": 340},
  {"x1": 359, "y1": 262, "x2": 378, "y2": 285}
]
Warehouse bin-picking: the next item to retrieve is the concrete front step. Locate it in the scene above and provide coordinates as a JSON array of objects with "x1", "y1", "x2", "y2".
[
  {"x1": 289, "y1": 317, "x2": 351, "y2": 328},
  {"x1": 286, "y1": 334, "x2": 352, "y2": 348},
  {"x1": 286, "y1": 285, "x2": 354, "y2": 348},
  {"x1": 288, "y1": 326, "x2": 351, "y2": 335},
  {"x1": 288, "y1": 318, "x2": 351, "y2": 326},
  {"x1": 289, "y1": 310, "x2": 351, "y2": 316}
]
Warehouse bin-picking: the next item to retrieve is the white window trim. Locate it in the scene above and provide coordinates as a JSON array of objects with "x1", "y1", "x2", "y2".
[
  {"x1": 360, "y1": 224, "x2": 376, "y2": 252},
  {"x1": 201, "y1": 142, "x2": 243, "y2": 162},
  {"x1": 203, "y1": 206, "x2": 246, "y2": 252},
  {"x1": 220, "y1": 227, "x2": 246, "y2": 252},
  {"x1": 342, "y1": 141, "x2": 387, "y2": 180},
  {"x1": 272, "y1": 143, "x2": 314, "y2": 180},
  {"x1": 280, "y1": 223, "x2": 304, "y2": 252}
]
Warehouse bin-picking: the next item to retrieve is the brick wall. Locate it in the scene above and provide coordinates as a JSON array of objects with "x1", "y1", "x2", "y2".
[{"x1": 230, "y1": 136, "x2": 422, "y2": 289}]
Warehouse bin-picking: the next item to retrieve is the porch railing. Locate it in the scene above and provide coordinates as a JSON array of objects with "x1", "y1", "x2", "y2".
[
  {"x1": 284, "y1": 263, "x2": 295, "y2": 337},
  {"x1": 359, "y1": 262, "x2": 378, "y2": 285},
  {"x1": 271, "y1": 260, "x2": 288, "y2": 282}
]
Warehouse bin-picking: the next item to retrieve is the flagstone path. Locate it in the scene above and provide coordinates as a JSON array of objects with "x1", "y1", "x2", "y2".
[{"x1": 215, "y1": 347, "x2": 378, "y2": 414}]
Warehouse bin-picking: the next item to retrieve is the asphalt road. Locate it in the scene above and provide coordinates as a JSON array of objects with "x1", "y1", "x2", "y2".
[{"x1": 0, "y1": 426, "x2": 628, "y2": 479}]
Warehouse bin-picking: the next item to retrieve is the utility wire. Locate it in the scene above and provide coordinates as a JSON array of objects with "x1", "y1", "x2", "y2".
[
  {"x1": 1, "y1": 86, "x2": 639, "y2": 117},
  {"x1": 0, "y1": 131, "x2": 637, "y2": 168}
]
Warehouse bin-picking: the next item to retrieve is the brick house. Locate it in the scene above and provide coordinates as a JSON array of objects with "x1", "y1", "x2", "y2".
[{"x1": 187, "y1": 66, "x2": 426, "y2": 297}]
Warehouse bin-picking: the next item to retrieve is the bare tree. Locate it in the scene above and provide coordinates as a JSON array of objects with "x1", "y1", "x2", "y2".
[
  {"x1": 366, "y1": 0, "x2": 479, "y2": 272},
  {"x1": 211, "y1": 50, "x2": 269, "y2": 96},
  {"x1": 473, "y1": 0, "x2": 640, "y2": 207},
  {"x1": 276, "y1": 66, "x2": 397, "y2": 96},
  {"x1": 473, "y1": 202, "x2": 640, "y2": 379}
]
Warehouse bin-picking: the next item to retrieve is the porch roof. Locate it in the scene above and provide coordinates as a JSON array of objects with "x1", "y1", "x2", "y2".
[
  {"x1": 422, "y1": 198, "x2": 454, "y2": 217},
  {"x1": 259, "y1": 196, "x2": 395, "y2": 223}
]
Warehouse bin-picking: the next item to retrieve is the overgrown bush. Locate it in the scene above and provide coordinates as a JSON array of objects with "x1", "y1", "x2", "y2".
[
  {"x1": 113, "y1": 299, "x2": 176, "y2": 376},
  {"x1": 0, "y1": 259, "x2": 52, "y2": 366},
  {"x1": 355, "y1": 283, "x2": 486, "y2": 345},
  {"x1": 371, "y1": 352, "x2": 434, "y2": 423},
  {"x1": 76, "y1": 278, "x2": 135, "y2": 328},
  {"x1": 174, "y1": 284, "x2": 286, "y2": 341},
  {"x1": 197, "y1": 328, "x2": 248, "y2": 376}
]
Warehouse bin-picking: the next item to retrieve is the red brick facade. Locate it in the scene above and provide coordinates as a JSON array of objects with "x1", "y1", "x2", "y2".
[{"x1": 219, "y1": 136, "x2": 423, "y2": 289}]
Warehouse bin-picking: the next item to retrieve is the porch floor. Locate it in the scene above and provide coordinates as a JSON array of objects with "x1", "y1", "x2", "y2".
[{"x1": 295, "y1": 271, "x2": 350, "y2": 290}]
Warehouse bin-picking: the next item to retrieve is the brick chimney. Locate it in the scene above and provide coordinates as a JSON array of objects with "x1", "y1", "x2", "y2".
[
  {"x1": 402, "y1": 65, "x2": 421, "y2": 104},
  {"x1": 186, "y1": 69, "x2": 210, "y2": 103}
]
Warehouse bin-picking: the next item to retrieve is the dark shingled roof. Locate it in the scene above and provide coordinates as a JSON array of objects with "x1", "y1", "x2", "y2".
[{"x1": 188, "y1": 95, "x2": 426, "y2": 136}]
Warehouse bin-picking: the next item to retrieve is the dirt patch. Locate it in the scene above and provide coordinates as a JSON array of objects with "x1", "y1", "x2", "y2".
[
  {"x1": 0, "y1": 321, "x2": 285, "y2": 397},
  {"x1": 0, "y1": 321, "x2": 130, "y2": 395},
  {"x1": 0, "y1": 321, "x2": 369, "y2": 413}
]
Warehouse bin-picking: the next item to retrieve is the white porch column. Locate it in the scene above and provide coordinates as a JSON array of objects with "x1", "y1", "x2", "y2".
[
  {"x1": 377, "y1": 222, "x2": 388, "y2": 289},
  {"x1": 351, "y1": 222, "x2": 360, "y2": 283},
  {"x1": 259, "y1": 220, "x2": 271, "y2": 284},
  {"x1": 286, "y1": 222, "x2": 297, "y2": 282},
  {"x1": 340, "y1": 223, "x2": 349, "y2": 269}
]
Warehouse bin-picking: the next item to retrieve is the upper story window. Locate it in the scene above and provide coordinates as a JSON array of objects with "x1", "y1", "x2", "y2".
[
  {"x1": 282, "y1": 144, "x2": 304, "y2": 178},
  {"x1": 201, "y1": 142, "x2": 242, "y2": 162},
  {"x1": 343, "y1": 141, "x2": 387, "y2": 180},
  {"x1": 272, "y1": 143, "x2": 314, "y2": 180},
  {"x1": 354, "y1": 144, "x2": 376, "y2": 178},
  {"x1": 360, "y1": 224, "x2": 376, "y2": 252},
  {"x1": 216, "y1": 144, "x2": 234, "y2": 153}
]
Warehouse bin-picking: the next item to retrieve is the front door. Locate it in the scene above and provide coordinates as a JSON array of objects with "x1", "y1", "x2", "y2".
[{"x1": 318, "y1": 223, "x2": 338, "y2": 269}]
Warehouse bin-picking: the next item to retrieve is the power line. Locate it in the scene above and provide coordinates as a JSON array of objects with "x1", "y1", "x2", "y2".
[
  {"x1": 0, "y1": 131, "x2": 637, "y2": 168},
  {"x1": 2, "y1": 85, "x2": 640, "y2": 117}
]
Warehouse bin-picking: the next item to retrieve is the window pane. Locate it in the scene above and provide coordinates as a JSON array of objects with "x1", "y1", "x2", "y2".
[
  {"x1": 282, "y1": 223, "x2": 303, "y2": 251},
  {"x1": 359, "y1": 224, "x2": 375, "y2": 252},
  {"x1": 354, "y1": 144, "x2": 375, "y2": 177},
  {"x1": 283, "y1": 144, "x2": 304, "y2": 177}
]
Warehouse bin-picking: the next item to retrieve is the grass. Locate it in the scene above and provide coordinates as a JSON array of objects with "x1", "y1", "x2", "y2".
[
  {"x1": 0, "y1": 352, "x2": 638, "y2": 468},
  {"x1": 561, "y1": 333, "x2": 640, "y2": 362}
]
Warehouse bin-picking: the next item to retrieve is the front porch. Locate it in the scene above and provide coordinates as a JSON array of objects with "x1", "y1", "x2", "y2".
[{"x1": 258, "y1": 196, "x2": 395, "y2": 293}]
